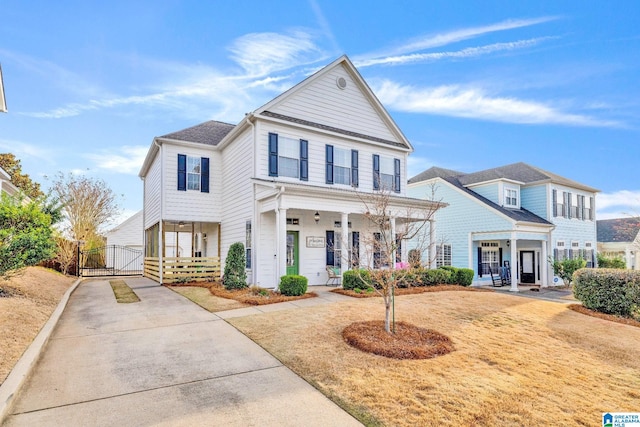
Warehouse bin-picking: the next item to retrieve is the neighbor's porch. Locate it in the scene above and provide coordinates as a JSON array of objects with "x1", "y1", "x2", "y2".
[{"x1": 144, "y1": 220, "x2": 221, "y2": 284}]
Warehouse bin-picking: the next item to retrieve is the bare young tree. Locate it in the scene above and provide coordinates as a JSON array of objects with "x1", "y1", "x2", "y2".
[
  {"x1": 50, "y1": 173, "x2": 121, "y2": 247},
  {"x1": 352, "y1": 185, "x2": 443, "y2": 333}
]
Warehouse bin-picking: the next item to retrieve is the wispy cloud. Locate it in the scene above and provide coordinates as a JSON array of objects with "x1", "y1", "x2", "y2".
[
  {"x1": 309, "y1": 0, "x2": 341, "y2": 53},
  {"x1": 355, "y1": 37, "x2": 555, "y2": 68},
  {"x1": 597, "y1": 190, "x2": 640, "y2": 212},
  {"x1": 372, "y1": 79, "x2": 620, "y2": 127},
  {"x1": 0, "y1": 138, "x2": 55, "y2": 162},
  {"x1": 358, "y1": 16, "x2": 558, "y2": 61},
  {"x1": 85, "y1": 145, "x2": 149, "y2": 175}
]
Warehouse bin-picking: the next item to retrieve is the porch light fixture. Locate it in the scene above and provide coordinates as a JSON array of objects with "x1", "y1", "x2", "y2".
[
  {"x1": 178, "y1": 221, "x2": 185, "y2": 228},
  {"x1": 314, "y1": 211, "x2": 320, "y2": 223},
  {"x1": 506, "y1": 240, "x2": 510, "y2": 247}
]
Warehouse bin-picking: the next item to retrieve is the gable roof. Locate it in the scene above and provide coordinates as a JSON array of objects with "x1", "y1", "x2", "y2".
[
  {"x1": 409, "y1": 166, "x2": 552, "y2": 226},
  {"x1": 254, "y1": 55, "x2": 412, "y2": 151},
  {"x1": 597, "y1": 217, "x2": 640, "y2": 243},
  {"x1": 159, "y1": 120, "x2": 235, "y2": 146}
]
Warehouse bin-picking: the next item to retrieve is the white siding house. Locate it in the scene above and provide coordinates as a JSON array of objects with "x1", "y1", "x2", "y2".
[
  {"x1": 408, "y1": 163, "x2": 599, "y2": 289},
  {"x1": 0, "y1": 166, "x2": 20, "y2": 197},
  {"x1": 139, "y1": 55, "x2": 442, "y2": 287}
]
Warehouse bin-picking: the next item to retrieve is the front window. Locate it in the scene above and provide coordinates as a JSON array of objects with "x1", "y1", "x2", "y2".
[
  {"x1": 504, "y1": 188, "x2": 518, "y2": 207},
  {"x1": 246, "y1": 221, "x2": 252, "y2": 269},
  {"x1": 380, "y1": 157, "x2": 395, "y2": 190},
  {"x1": 187, "y1": 156, "x2": 201, "y2": 191},
  {"x1": 278, "y1": 136, "x2": 299, "y2": 178},
  {"x1": 436, "y1": 244, "x2": 452, "y2": 268},
  {"x1": 334, "y1": 147, "x2": 351, "y2": 185},
  {"x1": 481, "y1": 241, "x2": 499, "y2": 275}
]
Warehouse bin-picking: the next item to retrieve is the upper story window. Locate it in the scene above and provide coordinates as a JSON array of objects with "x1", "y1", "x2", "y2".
[
  {"x1": 552, "y1": 189, "x2": 594, "y2": 221},
  {"x1": 571, "y1": 193, "x2": 579, "y2": 218},
  {"x1": 268, "y1": 133, "x2": 308, "y2": 181},
  {"x1": 373, "y1": 154, "x2": 400, "y2": 193},
  {"x1": 504, "y1": 188, "x2": 518, "y2": 208},
  {"x1": 177, "y1": 154, "x2": 209, "y2": 193},
  {"x1": 326, "y1": 145, "x2": 358, "y2": 187}
]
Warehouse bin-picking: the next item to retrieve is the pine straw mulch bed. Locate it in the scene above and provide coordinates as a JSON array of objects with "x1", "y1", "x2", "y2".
[
  {"x1": 568, "y1": 304, "x2": 640, "y2": 328},
  {"x1": 333, "y1": 284, "x2": 492, "y2": 298},
  {"x1": 342, "y1": 320, "x2": 454, "y2": 360},
  {"x1": 167, "y1": 281, "x2": 317, "y2": 305}
]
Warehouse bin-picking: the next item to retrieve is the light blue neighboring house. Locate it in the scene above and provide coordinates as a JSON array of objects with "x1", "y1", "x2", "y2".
[{"x1": 408, "y1": 162, "x2": 599, "y2": 290}]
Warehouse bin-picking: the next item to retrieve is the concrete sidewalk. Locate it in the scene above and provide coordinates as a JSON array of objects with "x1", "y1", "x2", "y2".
[{"x1": 2, "y1": 278, "x2": 361, "y2": 426}]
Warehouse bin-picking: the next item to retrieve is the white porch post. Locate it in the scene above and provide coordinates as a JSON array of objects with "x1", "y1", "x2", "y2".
[
  {"x1": 626, "y1": 248, "x2": 632, "y2": 269},
  {"x1": 341, "y1": 212, "x2": 349, "y2": 274},
  {"x1": 276, "y1": 207, "x2": 287, "y2": 287},
  {"x1": 429, "y1": 220, "x2": 436, "y2": 269},
  {"x1": 541, "y1": 238, "x2": 548, "y2": 287},
  {"x1": 390, "y1": 217, "x2": 396, "y2": 268},
  {"x1": 509, "y1": 235, "x2": 518, "y2": 292},
  {"x1": 158, "y1": 221, "x2": 164, "y2": 284}
]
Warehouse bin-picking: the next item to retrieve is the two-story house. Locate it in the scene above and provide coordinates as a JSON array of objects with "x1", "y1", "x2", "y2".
[
  {"x1": 139, "y1": 56, "x2": 441, "y2": 288},
  {"x1": 408, "y1": 163, "x2": 599, "y2": 290}
]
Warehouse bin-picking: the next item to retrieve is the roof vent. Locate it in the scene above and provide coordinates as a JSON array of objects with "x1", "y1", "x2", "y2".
[{"x1": 336, "y1": 76, "x2": 347, "y2": 90}]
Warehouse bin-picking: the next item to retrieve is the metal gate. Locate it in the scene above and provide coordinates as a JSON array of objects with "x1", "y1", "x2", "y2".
[{"x1": 79, "y1": 245, "x2": 143, "y2": 277}]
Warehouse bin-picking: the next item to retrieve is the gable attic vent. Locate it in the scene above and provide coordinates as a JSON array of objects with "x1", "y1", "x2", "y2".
[{"x1": 336, "y1": 76, "x2": 347, "y2": 90}]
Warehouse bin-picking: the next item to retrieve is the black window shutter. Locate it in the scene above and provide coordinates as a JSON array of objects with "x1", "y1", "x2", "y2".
[
  {"x1": 589, "y1": 197, "x2": 594, "y2": 220},
  {"x1": 567, "y1": 192, "x2": 572, "y2": 219},
  {"x1": 552, "y1": 189, "x2": 557, "y2": 217},
  {"x1": 499, "y1": 247, "x2": 503, "y2": 267},
  {"x1": 394, "y1": 158, "x2": 401, "y2": 193},
  {"x1": 300, "y1": 139, "x2": 308, "y2": 181},
  {"x1": 577, "y1": 195, "x2": 583, "y2": 220},
  {"x1": 268, "y1": 133, "x2": 278, "y2": 177},
  {"x1": 201, "y1": 157, "x2": 209, "y2": 193},
  {"x1": 351, "y1": 150, "x2": 359, "y2": 187},
  {"x1": 326, "y1": 230, "x2": 335, "y2": 266},
  {"x1": 373, "y1": 154, "x2": 380, "y2": 190},
  {"x1": 477, "y1": 247, "x2": 483, "y2": 278},
  {"x1": 563, "y1": 192, "x2": 569, "y2": 218},
  {"x1": 553, "y1": 248, "x2": 558, "y2": 261},
  {"x1": 177, "y1": 154, "x2": 186, "y2": 191},
  {"x1": 325, "y1": 145, "x2": 334, "y2": 184}
]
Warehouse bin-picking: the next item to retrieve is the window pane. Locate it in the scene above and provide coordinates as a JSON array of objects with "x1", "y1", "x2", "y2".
[
  {"x1": 380, "y1": 173, "x2": 394, "y2": 190},
  {"x1": 279, "y1": 137, "x2": 298, "y2": 157},
  {"x1": 279, "y1": 157, "x2": 299, "y2": 178},
  {"x1": 187, "y1": 173, "x2": 200, "y2": 190},
  {"x1": 334, "y1": 165, "x2": 350, "y2": 185},
  {"x1": 380, "y1": 156, "x2": 394, "y2": 174},
  {"x1": 334, "y1": 148, "x2": 350, "y2": 167}
]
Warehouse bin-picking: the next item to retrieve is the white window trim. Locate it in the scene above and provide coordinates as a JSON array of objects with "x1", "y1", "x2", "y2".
[{"x1": 504, "y1": 186, "x2": 519, "y2": 208}]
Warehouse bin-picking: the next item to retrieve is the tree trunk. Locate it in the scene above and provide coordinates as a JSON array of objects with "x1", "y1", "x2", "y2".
[{"x1": 384, "y1": 295, "x2": 391, "y2": 333}]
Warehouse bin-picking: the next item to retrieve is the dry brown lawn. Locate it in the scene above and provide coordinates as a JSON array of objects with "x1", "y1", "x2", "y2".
[
  {"x1": 168, "y1": 282, "x2": 317, "y2": 307},
  {"x1": 0, "y1": 267, "x2": 75, "y2": 385},
  {"x1": 167, "y1": 285, "x2": 248, "y2": 312},
  {"x1": 229, "y1": 291, "x2": 640, "y2": 426}
]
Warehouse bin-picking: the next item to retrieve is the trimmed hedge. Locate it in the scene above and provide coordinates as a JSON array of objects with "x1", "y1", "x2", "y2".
[
  {"x1": 573, "y1": 268, "x2": 640, "y2": 318},
  {"x1": 343, "y1": 269, "x2": 373, "y2": 291},
  {"x1": 223, "y1": 242, "x2": 247, "y2": 290},
  {"x1": 279, "y1": 275, "x2": 308, "y2": 296},
  {"x1": 439, "y1": 266, "x2": 474, "y2": 286},
  {"x1": 417, "y1": 268, "x2": 451, "y2": 286}
]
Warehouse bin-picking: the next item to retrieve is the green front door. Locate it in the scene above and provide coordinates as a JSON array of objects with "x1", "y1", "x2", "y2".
[{"x1": 286, "y1": 231, "x2": 299, "y2": 275}]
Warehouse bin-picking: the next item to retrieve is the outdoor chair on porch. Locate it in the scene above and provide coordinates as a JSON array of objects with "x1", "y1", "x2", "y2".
[
  {"x1": 490, "y1": 268, "x2": 503, "y2": 287},
  {"x1": 326, "y1": 266, "x2": 342, "y2": 286}
]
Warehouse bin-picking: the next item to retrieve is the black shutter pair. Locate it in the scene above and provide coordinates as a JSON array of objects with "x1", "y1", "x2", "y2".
[
  {"x1": 326, "y1": 145, "x2": 358, "y2": 186},
  {"x1": 372, "y1": 155, "x2": 400, "y2": 192},
  {"x1": 177, "y1": 154, "x2": 209, "y2": 193},
  {"x1": 269, "y1": 133, "x2": 308, "y2": 181}
]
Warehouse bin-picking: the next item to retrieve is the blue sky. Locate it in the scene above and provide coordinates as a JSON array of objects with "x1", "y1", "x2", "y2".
[{"x1": 1, "y1": 0, "x2": 639, "y2": 225}]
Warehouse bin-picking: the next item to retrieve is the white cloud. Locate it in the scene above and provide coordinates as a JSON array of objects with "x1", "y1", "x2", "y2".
[
  {"x1": 597, "y1": 190, "x2": 640, "y2": 217},
  {"x1": 228, "y1": 29, "x2": 324, "y2": 77},
  {"x1": 355, "y1": 37, "x2": 555, "y2": 68},
  {"x1": 0, "y1": 138, "x2": 55, "y2": 162},
  {"x1": 372, "y1": 79, "x2": 619, "y2": 127},
  {"x1": 358, "y1": 16, "x2": 558, "y2": 61},
  {"x1": 85, "y1": 145, "x2": 149, "y2": 175}
]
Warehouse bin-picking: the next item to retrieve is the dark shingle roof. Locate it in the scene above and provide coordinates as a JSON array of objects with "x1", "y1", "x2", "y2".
[
  {"x1": 159, "y1": 120, "x2": 235, "y2": 146},
  {"x1": 408, "y1": 166, "x2": 463, "y2": 184},
  {"x1": 597, "y1": 218, "x2": 640, "y2": 242}
]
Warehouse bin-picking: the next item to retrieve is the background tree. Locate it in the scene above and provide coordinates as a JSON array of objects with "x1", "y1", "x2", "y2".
[
  {"x1": 0, "y1": 193, "x2": 56, "y2": 277},
  {"x1": 0, "y1": 153, "x2": 43, "y2": 199},
  {"x1": 352, "y1": 186, "x2": 442, "y2": 333},
  {"x1": 50, "y1": 173, "x2": 121, "y2": 247},
  {"x1": 597, "y1": 253, "x2": 626, "y2": 269}
]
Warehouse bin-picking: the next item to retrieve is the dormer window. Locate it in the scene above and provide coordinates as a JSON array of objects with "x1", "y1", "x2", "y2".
[{"x1": 504, "y1": 188, "x2": 518, "y2": 208}]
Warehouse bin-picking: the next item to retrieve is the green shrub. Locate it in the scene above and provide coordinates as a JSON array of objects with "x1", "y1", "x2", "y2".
[
  {"x1": 223, "y1": 242, "x2": 247, "y2": 290},
  {"x1": 343, "y1": 269, "x2": 373, "y2": 291},
  {"x1": 550, "y1": 257, "x2": 587, "y2": 287},
  {"x1": 454, "y1": 268, "x2": 474, "y2": 286},
  {"x1": 279, "y1": 275, "x2": 308, "y2": 296},
  {"x1": 439, "y1": 266, "x2": 460, "y2": 284},
  {"x1": 597, "y1": 253, "x2": 626, "y2": 269},
  {"x1": 573, "y1": 268, "x2": 640, "y2": 318},
  {"x1": 396, "y1": 268, "x2": 420, "y2": 288},
  {"x1": 417, "y1": 268, "x2": 451, "y2": 286}
]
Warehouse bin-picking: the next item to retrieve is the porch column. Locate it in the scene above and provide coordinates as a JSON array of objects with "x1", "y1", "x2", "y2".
[
  {"x1": 341, "y1": 212, "x2": 349, "y2": 274},
  {"x1": 158, "y1": 221, "x2": 164, "y2": 283},
  {"x1": 509, "y1": 235, "x2": 518, "y2": 292},
  {"x1": 390, "y1": 216, "x2": 396, "y2": 269},
  {"x1": 276, "y1": 207, "x2": 287, "y2": 287},
  {"x1": 626, "y1": 248, "x2": 632, "y2": 269},
  {"x1": 429, "y1": 220, "x2": 436, "y2": 269},
  {"x1": 541, "y1": 239, "x2": 548, "y2": 287}
]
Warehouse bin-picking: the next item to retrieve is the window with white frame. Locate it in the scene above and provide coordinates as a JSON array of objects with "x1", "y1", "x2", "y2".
[
  {"x1": 333, "y1": 147, "x2": 351, "y2": 185},
  {"x1": 504, "y1": 188, "x2": 518, "y2": 208},
  {"x1": 584, "y1": 197, "x2": 593, "y2": 220},
  {"x1": 379, "y1": 156, "x2": 395, "y2": 190},
  {"x1": 187, "y1": 156, "x2": 201, "y2": 191},
  {"x1": 278, "y1": 136, "x2": 299, "y2": 178},
  {"x1": 245, "y1": 221, "x2": 252, "y2": 269},
  {"x1": 481, "y1": 241, "x2": 499, "y2": 275},
  {"x1": 571, "y1": 193, "x2": 579, "y2": 218},
  {"x1": 555, "y1": 241, "x2": 567, "y2": 261},
  {"x1": 436, "y1": 244, "x2": 452, "y2": 268}
]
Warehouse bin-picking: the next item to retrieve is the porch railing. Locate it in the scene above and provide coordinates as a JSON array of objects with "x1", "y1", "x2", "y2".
[{"x1": 144, "y1": 257, "x2": 221, "y2": 284}]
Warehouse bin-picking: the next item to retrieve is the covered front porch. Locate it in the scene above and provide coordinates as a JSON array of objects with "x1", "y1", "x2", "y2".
[
  {"x1": 144, "y1": 220, "x2": 221, "y2": 284},
  {"x1": 471, "y1": 228, "x2": 553, "y2": 291}
]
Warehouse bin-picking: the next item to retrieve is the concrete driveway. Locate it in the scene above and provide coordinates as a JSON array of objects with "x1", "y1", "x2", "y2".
[{"x1": 3, "y1": 278, "x2": 361, "y2": 426}]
